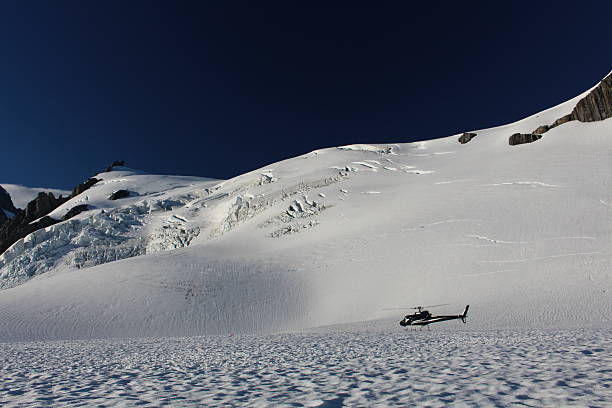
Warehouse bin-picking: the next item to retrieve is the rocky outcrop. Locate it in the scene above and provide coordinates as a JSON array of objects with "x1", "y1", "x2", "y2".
[
  {"x1": 0, "y1": 189, "x2": 71, "y2": 252},
  {"x1": 105, "y1": 160, "x2": 125, "y2": 172},
  {"x1": 109, "y1": 190, "x2": 130, "y2": 200},
  {"x1": 0, "y1": 160, "x2": 129, "y2": 255},
  {"x1": 0, "y1": 162, "x2": 123, "y2": 256},
  {"x1": 509, "y1": 133, "x2": 542, "y2": 146},
  {"x1": 551, "y1": 114, "x2": 572, "y2": 128},
  {"x1": 571, "y1": 73, "x2": 612, "y2": 122},
  {"x1": 0, "y1": 191, "x2": 70, "y2": 254},
  {"x1": 458, "y1": 132, "x2": 477, "y2": 144},
  {"x1": 72, "y1": 178, "x2": 100, "y2": 197},
  {"x1": 533, "y1": 125, "x2": 550, "y2": 135},
  {"x1": 25, "y1": 192, "x2": 63, "y2": 221},
  {"x1": 0, "y1": 186, "x2": 18, "y2": 226},
  {"x1": 63, "y1": 205, "x2": 90, "y2": 221},
  {"x1": 531, "y1": 73, "x2": 612, "y2": 135},
  {"x1": 0, "y1": 186, "x2": 18, "y2": 214}
]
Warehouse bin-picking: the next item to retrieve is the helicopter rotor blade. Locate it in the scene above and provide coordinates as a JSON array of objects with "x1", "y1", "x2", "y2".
[{"x1": 382, "y1": 303, "x2": 451, "y2": 311}]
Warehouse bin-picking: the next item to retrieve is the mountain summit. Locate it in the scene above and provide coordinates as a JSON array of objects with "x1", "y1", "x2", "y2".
[{"x1": 1, "y1": 71, "x2": 611, "y2": 341}]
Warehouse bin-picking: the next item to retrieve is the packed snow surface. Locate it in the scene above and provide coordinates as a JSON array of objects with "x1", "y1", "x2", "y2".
[
  {"x1": 0, "y1": 76, "x2": 611, "y2": 341},
  {"x1": 1, "y1": 327, "x2": 610, "y2": 407}
]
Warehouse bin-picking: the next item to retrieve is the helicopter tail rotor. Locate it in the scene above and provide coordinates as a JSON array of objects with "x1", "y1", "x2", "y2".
[{"x1": 461, "y1": 305, "x2": 470, "y2": 323}]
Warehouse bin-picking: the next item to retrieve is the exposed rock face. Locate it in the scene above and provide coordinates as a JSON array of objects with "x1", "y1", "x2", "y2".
[
  {"x1": 0, "y1": 186, "x2": 18, "y2": 226},
  {"x1": 0, "y1": 186, "x2": 18, "y2": 213},
  {"x1": 25, "y1": 192, "x2": 61, "y2": 221},
  {"x1": 533, "y1": 125, "x2": 550, "y2": 135},
  {"x1": 105, "y1": 160, "x2": 125, "y2": 172},
  {"x1": 63, "y1": 205, "x2": 90, "y2": 221},
  {"x1": 509, "y1": 133, "x2": 542, "y2": 146},
  {"x1": 0, "y1": 193, "x2": 67, "y2": 255},
  {"x1": 109, "y1": 190, "x2": 130, "y2": 200},
  {"x1": 0, "y1": 161, "x2": 130, "y2": 255},
  {"x1": 72, "y1": 178, "x2": 100, "y2": 197},
  {"x1": 0, "y1": 216, "x2": 58, "y2": 254},
  {"x1": 571, "y1": 73, "x2": 612, "y2": 122},
  {"x1": 458, "y1": 132, "x2": 477, "y2": 144},
  {"x1": 531, "y1": 73, "x2": 612, "y2": 135},
  {"x1": 0, "y1": 164, "x2": 112, "y2": 255},
  {"x1": 551, "y1": 114, "x2": 572, "y2": 128}
]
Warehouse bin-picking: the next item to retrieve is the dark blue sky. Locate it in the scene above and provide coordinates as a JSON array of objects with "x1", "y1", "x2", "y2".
[{"x1": 1, "y1": 1, "x2": 610, "y2": 189}]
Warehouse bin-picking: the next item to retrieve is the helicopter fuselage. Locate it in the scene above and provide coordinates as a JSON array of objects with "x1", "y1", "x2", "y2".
[{"x1": 400, "y1": 305, "x2": 469, "y2": 327}]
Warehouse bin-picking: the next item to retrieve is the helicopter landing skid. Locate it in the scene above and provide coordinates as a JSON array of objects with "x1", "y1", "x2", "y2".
[{"x1": 404, "y1": 326, "x2": 431, "y2": 331}]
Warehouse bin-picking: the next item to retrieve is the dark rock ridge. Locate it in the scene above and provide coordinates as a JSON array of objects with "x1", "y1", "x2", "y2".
[
  {"x1": 572, "y1": 73, "x2": 612, "y2": 122},
  {"x1": 458, "y1": 132, "x2": 477, "y2": 144},
  {"x1": 531, "y1": 72, "x2": 612, "y2": 135},
  {"x1": 533, "y1": 125, "x2": 549, "y2": 135},
  {"x1": 0, "y1": 186, "x2": 18, "y2": 214},
  {"x1": 109, "y1": 190, "x2": 131, "y2": 200},
  {"x1": 0, "y1": 215, "x2": 59, "y2": 255},
  {"x1": 551, "y1": 114, "x2": 572, "y2": 127},
  {"x1": 0, "y1": 186, "x2": 19, "y2": 226},
  {"x1": 0, "y1": 161, "x2": 125, "y2": 256},
  {"x1": 509, "y1": 133, "x2": 542, "y2": 146},
  {"x1": 25, "y1": 192, "x2": 63, "y2": 221},
  {"x1": 72, "y1": 178, "x2": 100, "y2": 197},
  {"x1": 105, "y1": 160, "x2": 125, "y2": 172},
  {"x1": 0, "y1": 192, "x2": 70, "y2": 255},
  {"x1": 63, "y1": 205, "x2": 90, "y2": 221}
]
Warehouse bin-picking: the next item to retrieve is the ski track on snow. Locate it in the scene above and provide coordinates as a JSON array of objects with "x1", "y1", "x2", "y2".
[
  {"x1": 481, "y1": 252, "x2": 602, "y2": 264},
  {"x1": 427, "y1": 219, "x2": 485, "y2": 227},
  {"x1": 352, "y1": 161, "x2": 378, "y2": 171},
  {"x1": 465, "y1": 235, "x2": 528, "y2": 245},
  {"x1": 458, "y1": 269, "x2": 520, "y2": 278},
  {"x1": 475, "y1": 181, "x2": 564, "y2": 188},
  {"x1": 433, "y1": 180, "x2": 466, "y2": 185}
]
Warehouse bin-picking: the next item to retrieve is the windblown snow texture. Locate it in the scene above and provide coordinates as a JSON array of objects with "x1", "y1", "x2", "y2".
[{"x1": 1, "y1": 328, "x2": 610, "y2": 407}]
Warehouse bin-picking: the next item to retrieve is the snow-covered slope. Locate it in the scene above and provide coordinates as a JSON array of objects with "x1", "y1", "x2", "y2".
[
  {"x1": 0, "y1": 77, "x2": 611, "y2": 341},
  {"x1": 0, "y1": 169, "x2": 219, "y2": 289}
]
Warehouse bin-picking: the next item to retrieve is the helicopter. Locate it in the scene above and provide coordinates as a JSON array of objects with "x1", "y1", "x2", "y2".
[{"x1": 384, "y1": 304, "x2": 470, "y2": 327}]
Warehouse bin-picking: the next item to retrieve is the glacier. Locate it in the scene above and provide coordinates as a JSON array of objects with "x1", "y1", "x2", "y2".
[
  {"x1": 0, "y1": 74, "x2": 611, "y2": 342},
  {"x1": 1, "y1": 72, "x2": 612, "y2": 408}
]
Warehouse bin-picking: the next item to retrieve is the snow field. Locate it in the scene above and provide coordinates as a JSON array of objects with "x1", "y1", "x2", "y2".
[
  {"x1": 1, "y1": 328, "x2": 610, "y2": 407},
  {"x1": 0, "y1": 76, "x2": 611, "y2": 340},
  {"x1": 1, "y1": 119, "x2": 612, "y2": 338}
]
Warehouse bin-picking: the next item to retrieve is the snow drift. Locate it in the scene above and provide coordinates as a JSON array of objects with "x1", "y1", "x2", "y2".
[{"x1": 0, "y1": 73, "x2": 611, "y2": 341}]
